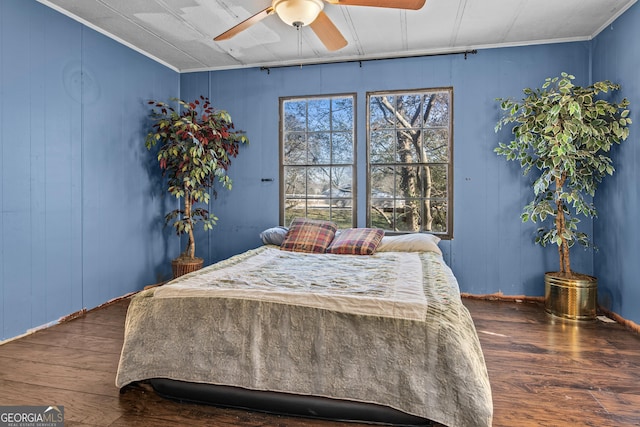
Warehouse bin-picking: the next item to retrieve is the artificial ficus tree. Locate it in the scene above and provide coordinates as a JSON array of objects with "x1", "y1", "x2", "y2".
[
  {"x1": 145, "y1": 96, "x2": 248, "y2": 260},
  {"x1": 495, "y1": 73, "x2": 631, "y2": 277}
]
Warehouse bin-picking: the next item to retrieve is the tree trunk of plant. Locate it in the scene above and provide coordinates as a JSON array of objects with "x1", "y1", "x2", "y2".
[
  {"x1": 555, "y1": 201, "x2": 571, "y2": 275},
  {"x1": 183, "y1": 188, "x2": 196, "y2": 259},
  {"x1": 555, "y1": 174, "x2": 571, "y2": 275}
]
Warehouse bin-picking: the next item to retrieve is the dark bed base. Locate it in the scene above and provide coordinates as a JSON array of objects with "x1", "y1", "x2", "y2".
[{"x1": 149, "y1": 378, "x2": 433, "y2": 426}]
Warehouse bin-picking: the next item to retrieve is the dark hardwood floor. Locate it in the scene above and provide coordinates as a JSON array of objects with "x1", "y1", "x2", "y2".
[{"x1": 1, "y1": 297, "x2": 639, "y2": 426}]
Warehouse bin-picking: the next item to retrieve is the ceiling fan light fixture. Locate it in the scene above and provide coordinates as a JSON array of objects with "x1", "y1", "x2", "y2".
[{"x1": 273, "y1": 0, "x2": 324, "y2": 27}]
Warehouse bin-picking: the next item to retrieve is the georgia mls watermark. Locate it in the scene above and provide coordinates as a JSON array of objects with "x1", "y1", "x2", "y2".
[{"x1": 0, "y1": 406, "x2": 64, "y2": 427}]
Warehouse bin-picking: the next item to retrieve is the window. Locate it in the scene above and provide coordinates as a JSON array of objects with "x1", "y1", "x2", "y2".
[
  {"x1": 367, "y1": 88, "x2": 453, "y2": 237},
  {"x1": 280, "y1": 94, "x2": 356, "y2": 228}
]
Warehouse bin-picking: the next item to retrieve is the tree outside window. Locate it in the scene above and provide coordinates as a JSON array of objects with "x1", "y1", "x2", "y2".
[{"x1": 368, "y1": 88, "x2": 453, "y2": 237}]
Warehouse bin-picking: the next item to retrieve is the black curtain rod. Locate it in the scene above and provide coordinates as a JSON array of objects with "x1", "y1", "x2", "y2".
[{"x1": 259, "y1": 49, "x2": 477, "y2": 74}]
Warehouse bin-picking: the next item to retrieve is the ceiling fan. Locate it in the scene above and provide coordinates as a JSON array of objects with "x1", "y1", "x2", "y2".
[{"x1": 214, "y1": 0, "x2": 426, "y2": 52}]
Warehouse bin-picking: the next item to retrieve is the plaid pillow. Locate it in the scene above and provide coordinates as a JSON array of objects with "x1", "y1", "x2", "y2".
[
  {"x1": 280, "y1": 218, "x2": 338, "y2": 253},
  {"x1": 326, "y1": 228, "x2": 385, "y2": 255}
]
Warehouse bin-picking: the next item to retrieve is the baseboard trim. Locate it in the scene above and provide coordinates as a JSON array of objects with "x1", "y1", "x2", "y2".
[
  {"x1": 461, "y1": 293, "x2": 640, "y2": 334},
  {"x1": 597, "y1": 306, "x2": 640, "y2": 335},
  {"x1": 461, "y1": 292, "x2": 544, "y2": 303}
]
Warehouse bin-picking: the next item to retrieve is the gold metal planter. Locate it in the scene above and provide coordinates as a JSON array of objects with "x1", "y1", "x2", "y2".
[{"x1": 544, "y1": 272, "x2": 597, "y2": 321}]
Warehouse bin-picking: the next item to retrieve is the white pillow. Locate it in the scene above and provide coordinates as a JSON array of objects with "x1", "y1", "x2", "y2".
[{"x1": 376, "y1": 233, "x2": 442, "y2": 255}]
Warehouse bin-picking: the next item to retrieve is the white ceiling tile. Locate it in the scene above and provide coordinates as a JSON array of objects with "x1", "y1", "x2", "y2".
[{"x1": 37, "y1": 0, "x2": 638, "y2": 72}]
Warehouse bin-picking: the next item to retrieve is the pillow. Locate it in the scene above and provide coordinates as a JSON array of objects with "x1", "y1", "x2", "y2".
[
  {"x1": 280, "y1": 218, "x2": 338, "y2": 253},
  {"x1": 376, "y1": 233, "x2": 442, "y2": 255},
  {"x1": 326, "y1": 228, "x2": 384, "y2": 255},
  {"x1": 259, "y1": 226, "x2": 289, "y2": 246}
]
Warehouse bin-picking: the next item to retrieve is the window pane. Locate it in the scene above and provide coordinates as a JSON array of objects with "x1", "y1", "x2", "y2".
[
  {"x1": 284, "y1": 132, "x2": 306, "y2": 164},
  {"x1": 423, "y1": 129, "x2": 449, "y2": 162},
  {"x1": 306, "y1": 207, "x2": 332, "y2": 221},
  {"x1": 370, "y1": 130, "x2": 395, "y2": 163},
  {"x1": 284, "y1": 199, "x2": 306, "y2": 226},
  {"x1": 332, "y1": 132, "x2": 353, "y2": 164},
  {"x1": 331, "y1": 207, "x2": 353, "y2": 229},
  {"x1": 329, "y1": 166, "x2": 352, "y2": 205},
  {"x1": 370, "y1": 166, "x2": 394, "y2": 196},
  {"x1": 308, "y1": 98, "x2": 331, "y2": 132},
  {"x1": 397, "y1": 94, "x2": 422, "y2": 127},
  {"x1": 370, "y1": 207, "x2": 393, "y2": 230},
  {"x1": 395, "y1": 165, "x2": 422, "y2": 198},
  {"x1": 394, "y1": 199, "x2": 422, "y2": 232},
  {"x1": 332, "y1": 97, "x2": 353, "y2": 131},
  {"x1": 308, "y1": 132, "x2": 331, "y2": 164},
  {"x1": 395, "y1": 129, "x2": 420, "y2": 163},
  {"x1": 370, "y1": 165, "x2": 396, "y2": 230},
  {"x1": 426, "y1": 164, "x2": 448, "y2": 198},
  {"x1": 369, "y1": 95, "x2": 395, "y2": 129},
  {"x1": 426, "y1": 200, "x2": 447, "y2": 233},
  {"x1": 424, "y1": 92, "x2": 450, "y2": 127},
  {"x1": 284, "y1": 100, "x2": 307, "y2": 131},
  {"x1": 285, "y1": 167, "x2": 306, "y2": 198},
  {"x1": 307, "y1": 167, "x2": 331, "y2": 198}
]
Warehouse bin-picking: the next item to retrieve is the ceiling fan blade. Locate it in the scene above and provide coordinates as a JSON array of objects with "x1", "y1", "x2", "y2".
[
  {"x1": 214, "y1": 6, "x2": 274, "y2": 41},
  {"x1": 326, "y1": 0, "x2": 426, "y2": 10},
  {"x1": 309, "y1": 10, "x2": 348, "y2": 51}
]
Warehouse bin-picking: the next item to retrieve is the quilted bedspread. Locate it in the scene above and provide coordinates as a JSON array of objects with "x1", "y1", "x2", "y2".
[
  {"x1": 116, "y1": 247, "x2": 493, "y2": 427},
  {"x1": 153, "y1": 248, "x2": 427, "y2": 321}
]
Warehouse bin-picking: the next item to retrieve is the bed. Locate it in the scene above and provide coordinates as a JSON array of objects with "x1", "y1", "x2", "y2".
[{"x1": 116, "y1": 222, "x2": 493, "y2": 427}]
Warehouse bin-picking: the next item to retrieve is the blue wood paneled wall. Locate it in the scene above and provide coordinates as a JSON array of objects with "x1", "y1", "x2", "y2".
[
  {"x1": 592, "y1": 3, "x2": 640, "y2": 325},
  {"x1": 180, "y1": 41, "x2": 594, "y2": 298},
  {"x1": 0, "y1": 0, "x2": 179, "y2": 340}
]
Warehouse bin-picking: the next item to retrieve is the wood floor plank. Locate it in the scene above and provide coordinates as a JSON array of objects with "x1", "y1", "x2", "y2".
[
  {"x1": 1, "y1": 297, "x2": 640, "y2": 426},
  {"x1": 0, "y1": 355, "x2": 116, "y2": 396},
  {"x1": 0, "y1": 340, "x2": 119, "y2": 372},
  {"x1": 590, "y1": 390, "x2": 640, "y2": 424},
  {"x1": 463, "y1": 298, "x2": 640, "y2": 427},
  {"x1": 0, "y1": 378, "x2": 122, "y2": 426},
  {"x1": 17, "y1": 329, "x2": 123, "y2": 354},
  {"x1": 54, "y1": 319, "x2": 127, "y2": 339}
]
